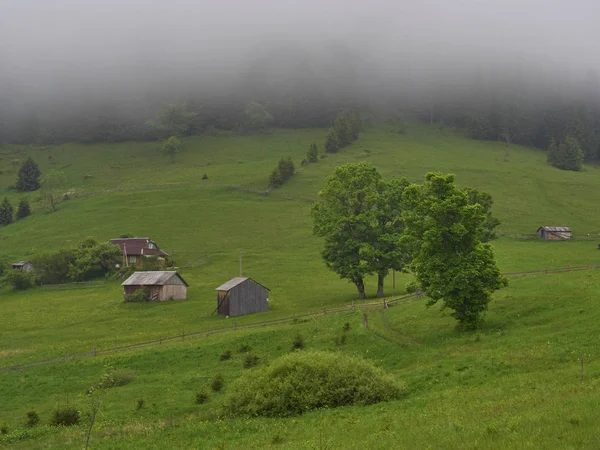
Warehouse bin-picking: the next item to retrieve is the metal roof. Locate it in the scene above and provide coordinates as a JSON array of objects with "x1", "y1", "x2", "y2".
[
  {"x1": 215, "y1": 277, "x2": 270, "y2": 291},
  {"x1": 537, "y1": 226, "x2": 571, "y2": 232},
  {"x1": 12, "y1": 261, "x2": 31, "y2": 266},
  {"x1": 122, "y1": 271, "x2": 189, "y2": 286}
]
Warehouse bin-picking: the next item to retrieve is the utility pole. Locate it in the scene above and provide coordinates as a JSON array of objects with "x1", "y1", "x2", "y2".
[{"x1": 239, "y1": 249, "x2": 242, "y2": 276}]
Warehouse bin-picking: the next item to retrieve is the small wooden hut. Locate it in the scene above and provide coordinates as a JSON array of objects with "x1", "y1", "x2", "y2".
[
  {"x1": 536, "y1": 226, "x2": 572, "y2": 241},
  {"x1": 216, "y1": 277, "x2": 269, "y2": 317},
  {"x1": 12, "y1": 261, "x2": 33, "y2": 272},
  {"x1": 122, "y1": 271, "x2": 188, "y2": 301}
]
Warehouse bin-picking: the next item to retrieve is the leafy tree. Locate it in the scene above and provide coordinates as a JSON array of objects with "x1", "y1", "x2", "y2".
[
  {"x1": 463, "y1": 188, "x2": 501, "y2": 242},
  {"x1": 362, "y1": 178, "x2": 411, "y2": 298},
  {"x1": 146, "y1": 102, "x2": 198, "y2": 138},
  {"x1": 68, "y1": 238, "x2": 121, "y2": 281},
  {"x1": 16, "y1": 157, "x2": 41, "y2": 192},
  {"x1": 269, "y1": 157, "x2": 295, "y2": 188},
  {"x1": 40, "y1": 170, "x2": 67, "y2": 212},
  {"x1": 6, "y1": 270, "x2": 34, "y2": 290},
  {"x1": 243, "y1": 102, "x2": 274, "y2": 131},
  {"x1": 402, "y1": 172, "x2": 507, "y2": 329},
  {"x1": 324, "y1": 127, "x2": 340, "y2": 153},
  {"x1": 269, "y1": 168, "x2": 284, "y2": 188},
  {"x1": 0, "y1": 197, "x2": 13, "y2": 226},
  {"x1": 548, "y1": 136, "x2": 584, "y2": 171},
  {"x1": 33, "y1": 249, "x2": 76, "y2": 285},
  {"x1": 307, "y1": 143, "x2": 318, "y2": 163},
  {"x1": 161, "y1": 136, "x2": 182, "y2": 163},
  {"x1": 0, "y1": 255, "x2": 8, "y2": 276},
  {"x1": 311, "y1": 162, "x2": 382, "y2": 298},
  {"x1": 16, "y1": 198, "x2": 31, "y2": 220}
]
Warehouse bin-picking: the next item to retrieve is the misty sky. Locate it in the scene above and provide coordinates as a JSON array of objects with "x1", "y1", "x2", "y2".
[{"x1": 1, "y1": 0, "x2": 599, "y2": 99}]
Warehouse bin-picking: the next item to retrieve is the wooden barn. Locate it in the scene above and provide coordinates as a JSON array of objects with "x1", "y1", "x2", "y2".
[
  {"x1": 216, "y1": 277, "x2": 269, "y2": 317},
  {"x1": 12, "y1": 261, "x2": 33, "y2": 272},
  {"x1": 537, "y1": 226, "x2": 572, "y2": 241},
  {"x1": 122, "y1": 271, "x2": 188, "y2": 301}
]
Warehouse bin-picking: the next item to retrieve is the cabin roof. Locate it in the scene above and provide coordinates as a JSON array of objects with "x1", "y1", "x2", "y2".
[
  {"x1": 12, "y1": 261, "x2": 31, "y2": 266},
  {"x1": 537, "y1": 226, "x2": 571, "y2": 232},
  {"x1": 216, "y1": 277, "x2": 270, "y2": 291},
  {"x1": 122, "y1": 271, "x2": 188, "y2": 286}
]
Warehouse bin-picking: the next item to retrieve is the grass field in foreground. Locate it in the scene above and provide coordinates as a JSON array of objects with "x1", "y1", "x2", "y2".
[{"x1": 1, "y1": 123, "x2": 600, "y2": 448}]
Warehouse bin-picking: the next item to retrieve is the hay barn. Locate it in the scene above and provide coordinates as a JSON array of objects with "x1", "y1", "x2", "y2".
[
  {"x1": 122, "y1": 271, "x2": 188, "y2": 301},
  {"x1": 537, "y1": 226, "x2": 572, "y2": 241},
  {"x1": 216, "y1": 277, "x2": 269, "y2": 317}
]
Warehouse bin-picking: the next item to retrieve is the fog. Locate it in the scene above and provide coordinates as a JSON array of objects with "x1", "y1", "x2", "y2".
[{"x1": 1, "y1": 0, "x2": 599, "y2": 125}]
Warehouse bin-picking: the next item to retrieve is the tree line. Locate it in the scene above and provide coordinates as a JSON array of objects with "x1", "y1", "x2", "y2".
[{"x1": 311, "y1": 162, "x2": 507, "y2": 329}]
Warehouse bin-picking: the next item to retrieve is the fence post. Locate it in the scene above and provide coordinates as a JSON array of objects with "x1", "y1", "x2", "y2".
[
  {"x1": 323, "y1": 307, "x2": 327, "y2": 315},
  {"x1": 93, "y1": 348, "x2": 96, "y2": 357},
  {"x1": 352, "y1": 302, "x2": 355, "y2": 310},
  {"x1": 384, "y1": 298, "x2": 388, "y2": 309},
  {"x1": 160, "y1": 336, "x2": 162, "y2": 345},
  {"x1": 234, "y1": 322, "x2": 237, "y2": 331}
]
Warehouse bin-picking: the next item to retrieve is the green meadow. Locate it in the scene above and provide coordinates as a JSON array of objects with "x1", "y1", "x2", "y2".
[{"x1": 1, "y1": 124, "x2": 600, "y2": 449}]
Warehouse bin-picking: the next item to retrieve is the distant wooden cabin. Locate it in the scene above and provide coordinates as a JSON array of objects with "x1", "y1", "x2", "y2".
[
  {"x1": 537, "y1": 226, "x2": 572, "y2": 241},
  {"x1": 122, "y1": 271, "x2": 188, "y2": 301},
  {"x1": 11, "y1": 261, "x2": 33, "y2": 272},
  {"x1": 110, "y1": 237, "x2": 168, "y2": 266},
  {"x1": 216, "y1": 277, "x2": 269, "y2": 317}
]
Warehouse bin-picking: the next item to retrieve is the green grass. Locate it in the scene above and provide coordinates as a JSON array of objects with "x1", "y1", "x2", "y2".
[{"x1": 1, "y1": 123, "x2": 600, "y2": 448}]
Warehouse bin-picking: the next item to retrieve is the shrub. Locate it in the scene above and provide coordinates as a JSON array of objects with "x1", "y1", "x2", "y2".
[
  {"x1": 307, "y1": 143, "x2": 318, "y2": 163},
  {"x1": 220, "y1": 349, "x2": 232, "y2": 361},
  {"x1": 25, "y1": 410, "x2": 39, "y2": 427},
  {"x1": 16, "y1": 198, "x2": 31, "y2": 220},
  {"x1": 136, "y1": 399, "x2": 145, "y2": 410},
  {"x1": 243, "y1": 353, "x2": 260, "y2": 369},
  {"x1": 238, "y1": 343, "x2": 252, "y2": 353},
  {"x1": 196, "y1": 391, "x2": 209, "y2": 404},
  {"x1": 343, "y1": 322, "x2": 351, "y2": 332},
  {"x1": 51, "y1": 406, "x2": 80, "y2": 427},
  {"x1": 291, "y1": 332, "x2": 304, "y2": 351},
  {"x1": 0, "y1": 424, "x2": 8, "y2": 435},
  {"x1": 124, "y1": 288, "x2": 149, "y2": 303},
  {"x1": 202, "y1": 173, "x2": 208, "y2": 180},
  {"x1": 223, "y1": 351, "x2": 405, "y2": 417},
  {"x1": 211, "y1": 374, "x2": 225, "y2": 392},
  {"x1": 6, "y1": 270, "x2": 34, "y2": 291}
]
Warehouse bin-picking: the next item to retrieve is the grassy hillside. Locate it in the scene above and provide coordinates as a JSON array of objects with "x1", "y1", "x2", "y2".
[{"x1": 1, "y1": 124, "x2": 600, "y2": 449}]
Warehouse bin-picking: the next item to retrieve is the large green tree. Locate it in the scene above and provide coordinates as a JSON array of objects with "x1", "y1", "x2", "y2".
[
  {"x1": 547, "y1": 136, "x2": 584, "y2": 171},
  {"x1": 16, "y1": 198, "x2": 31, "y2": 220},
  {"x1": 161, "y1": 136, "x2": 182, "y2": 163},
  {"x1": 402, "y1": 172, "x2": 507, "y2": 329},
  {"x1": 68, "y1": 237, "x2": 121, "y2": 281},
  {"x1": 16, "y1": 156, "x2": 41, "y2": 192},
  {"x1": 0, "y1": 197, "x2": 14, "y2": 226},
  {"x1": 311, "y1": 162, "x2": 381, "y2": 298}
]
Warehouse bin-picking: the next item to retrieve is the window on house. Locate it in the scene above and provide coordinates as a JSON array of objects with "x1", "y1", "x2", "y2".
[{"x1": 129, "y1": 255, "x2": 137, "y2": 263}]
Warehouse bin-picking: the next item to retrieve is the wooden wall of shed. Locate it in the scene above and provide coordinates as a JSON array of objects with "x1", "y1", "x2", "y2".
[
  {"x1": 159, "y1": 284, "x2": 186, "y2": 300},
  {"x1": 228, "y1": 279, "x2": 268, "y2": 317},
  {"x1": 217, "y1": 291, "x2": 229, "y2": 315}
]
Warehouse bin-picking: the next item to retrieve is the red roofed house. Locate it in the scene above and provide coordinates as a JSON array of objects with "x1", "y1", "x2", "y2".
[{"x1": 110, "y1": 237, "x2": 168, "y2": 266}]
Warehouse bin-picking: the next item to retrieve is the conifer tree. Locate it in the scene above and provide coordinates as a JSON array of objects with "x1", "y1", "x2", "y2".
[
  {"x1": 16, "y1": 198, "x2": 31, "y2": 220},
  {"x1": 325, "y1": 128, "x2": 340, "y2": 153},
  {"x1": 0, "y1": 197, "x2": 14, "y2": 226},
  {"x1": 16, "y1": 157, "x2": 41, "y2": 192}
]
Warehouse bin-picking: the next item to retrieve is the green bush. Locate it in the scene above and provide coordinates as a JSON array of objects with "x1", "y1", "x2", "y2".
[
  {"x1": 223, "y1": 351, "x2": 404, "y2": 417},
  {"x1": 220, "y1": 349, "x2": 232, "y2": 361},
  {"x1": 50, "y1": 406, "x2": 80, "y2": 427},
  {"x1": 243, "y1": 353, "x2": 260, "y2": 369},
  {"x1": 238, "y1": 343, "x2": 252, "y2": 353},
  {"x1": 291, "y1": 331, "x2": 304, "y2": 351},
  {"x1": 136, "y1": 399, "x2": 145, "y2": 410},
  {"x1": 6, "y1": 270, "x2": 34, "y2": 291},
  {"x1": 124, "y1": 288, "x2": 149, "y2": 303},
  {"x1": 25, "y1": 410, "x2": 39, "y2": 427},
  {"x1": 0, "y1": 424, "x2": 8, "y2": 435},
  {"x1": 195, "y1": 391, "x2": 209, "y2": 404},
  {"x1": 211, "y1": 374, "x2": 225, "y2": 392}
]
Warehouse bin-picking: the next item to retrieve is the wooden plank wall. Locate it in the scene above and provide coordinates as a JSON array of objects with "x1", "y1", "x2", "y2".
[{"x1": 229, "y1": 279, "x2": 268, "y2": 316}]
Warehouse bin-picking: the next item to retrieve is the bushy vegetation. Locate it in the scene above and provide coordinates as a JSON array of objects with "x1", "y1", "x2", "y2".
[
  {"x1": 5, "y1": 269, "x2": 34, "y2": 291},
  {"x1": 547, "y1": 136, "x2": 584, "y2": 171},
  {"x1": 50, "y1": 406, "x2": 79, "y2": 427},
  {"x1": 210, "y1": 374, "x2": 224, "y2": 392},
  {"x1": 15, "y1": 198, "x2": 31, "y2": 220},
  {"x1": 16, "y1": 157, "x2": 41, "y2": 192},
  {"x1": 269, "y1": 157, "x2": 295, "y2": 188},
  {"x1": 223, "y1": 351, "x2": 404, "y2": 417},
  {"x1": 0, "y1": 197, "x2": 13, "y2": 226},
  {"x1": 306, "y1": 143, "x2": 319, "y2": 163},
  {"x1": 25, "y1": 411, "x2": 39, "y2": 428},
  {"x1": 324, "y1": 112, "x2": 360, "y2": 154},
  {"x1": 124, "y1": 288, "x2": 150, "y2": 303}
]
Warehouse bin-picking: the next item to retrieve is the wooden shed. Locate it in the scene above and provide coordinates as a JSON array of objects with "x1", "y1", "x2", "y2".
[
  {"x1": 12, "y1": 261, "x2": 33, "y2": 272},
  {"x1": 216, "y1": 277, "x2": 269, "y2": 317},
  {"x1": 537, "y1": 226, "x2": 572, "y2": 241},
  {"x1": 122, "y1": 271, "x2": 188, "y2": 301}
]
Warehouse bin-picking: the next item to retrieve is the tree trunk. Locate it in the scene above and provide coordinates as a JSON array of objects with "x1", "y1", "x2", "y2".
[
  {"x1": 355, "y1": 279, "x2": 366, "y2": 299},
  {"x1": 376, "y1": 273, "x2": 385, "y2": 298}
]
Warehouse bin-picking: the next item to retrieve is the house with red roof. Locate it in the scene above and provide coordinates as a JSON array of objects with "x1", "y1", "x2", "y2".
[{"x1": 110, "y1": 237, "x2": 168, "y2": 266}]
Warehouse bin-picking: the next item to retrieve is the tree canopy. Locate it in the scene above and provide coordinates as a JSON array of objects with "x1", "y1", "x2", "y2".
[
  {"x1": 0, "y1": 197, "x2": 14, "y2": 226},
  {"x1": 161, "y1": 136, "x2": 183, "y2": 163},
  {"x1": 16, "y1": 157, "x2": 41, "y2": 192}
]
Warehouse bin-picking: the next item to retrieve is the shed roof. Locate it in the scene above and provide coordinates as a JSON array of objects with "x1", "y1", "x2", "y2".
[
  {"x1": 12, "y1": 261, "x2": 31, "y2": 266},
  {"x1": 122, "y1": 271, "x2": 189, "y2": 286},
  {"x1": 537, "y1": 226, "x2": 571, "y2": 232},
  {"x1": 216, "y1": 277, "x2": 270, "y2": 291},
  {"x1": 110, "y1": 238, "x2": 168, "y2": 257}
]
